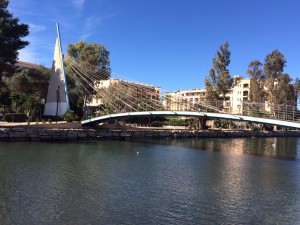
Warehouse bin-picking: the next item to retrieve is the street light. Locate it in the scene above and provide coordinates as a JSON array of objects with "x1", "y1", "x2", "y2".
[{"x1": 56, "y1": 86, "x2": 60, "y2": 123}]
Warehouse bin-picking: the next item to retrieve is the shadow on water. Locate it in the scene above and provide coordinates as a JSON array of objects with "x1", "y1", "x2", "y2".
[{"x1": 127, "y1": 137, "x2": 298, "y2": 160}]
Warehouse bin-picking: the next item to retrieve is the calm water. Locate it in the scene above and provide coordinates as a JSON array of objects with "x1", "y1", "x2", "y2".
[{"x1": 0, "y1": 137, "x2": 300, "y2": 224}]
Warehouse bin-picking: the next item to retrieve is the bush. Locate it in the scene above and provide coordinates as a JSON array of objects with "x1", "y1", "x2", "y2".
[
  {"x1": 3, "y1": 113, "x2": 28, "y2": 122},
  {"x1": 166, "y1": 118, "x2": 186, "y2": 126},
  {"x1": 151, "y1": 121, "x2": 163, "y2": 127},
  {"x1": 250, "y1": 125, "x2": 260, "y2": 131},
  {"x1": 63, "y1": 110, "x2": 78, "y2": 122}
]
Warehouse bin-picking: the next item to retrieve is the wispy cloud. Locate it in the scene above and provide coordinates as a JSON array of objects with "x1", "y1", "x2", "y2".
[
  {"x1": 72, "y1": 0, "x2": 86, "y2": 9},
  {"x1": 28, "y1": 23, "x2": 46, "y2": 33},
  {"x1": 17, "y1": 34, "x2": 54, "y2": 67},
  {"x1": 8, "y1": 0, "x2": 42, "y2": 18},
  {"x1": 80, "y1": 33, "x2": 92, "y2": 40},
  {"x1": 80, "y1": 13, "x2": 116, "y2": 40},
  {"x1": 86, "y1": 13, "x2": 115, "y2": 30}
]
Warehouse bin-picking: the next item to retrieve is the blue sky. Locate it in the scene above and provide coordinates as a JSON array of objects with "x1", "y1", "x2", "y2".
[{"x1": 8, "y1": 0, "x2": 300, "y2": 92}]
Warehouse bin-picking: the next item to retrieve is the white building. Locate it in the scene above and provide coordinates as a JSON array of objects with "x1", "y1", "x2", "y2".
[
  {"x1": 228, "y1": 77, "x2": 250, "y2": 114},
  {"x1": 88, "y1": 78, "x2": 161, "y2": 109},
  {"x1": 163, "y1": 89, "x2": 206, "y2": 111},
  {"x1": 163, "y1": 76, "x2": 251, "y2": 114}
]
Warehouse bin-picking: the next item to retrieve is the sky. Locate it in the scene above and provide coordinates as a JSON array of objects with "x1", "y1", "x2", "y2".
[{"x1": 8, "y1": 0, "x2": 300, "y2": 93}]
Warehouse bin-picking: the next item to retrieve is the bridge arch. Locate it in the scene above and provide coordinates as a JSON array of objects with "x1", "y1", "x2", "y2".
[{"x1": 81, "y1": 111, "x2": 300, "y2": 129}]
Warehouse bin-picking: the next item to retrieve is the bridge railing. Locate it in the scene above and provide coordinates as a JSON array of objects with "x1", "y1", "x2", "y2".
[
  {"x1": 83, "y1": 96, "x2": 300, "y2": 124},
  {"x1": 242, "y1": 102, "x2": 300, "y2": 122}
]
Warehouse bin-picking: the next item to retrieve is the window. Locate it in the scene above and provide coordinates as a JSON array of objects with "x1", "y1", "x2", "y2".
[
  {"x1": 243, "y1": 91, "x2": 249, "y2": 97},
  {"x1": 243, "y1": 83, "x2": 249, "y2": 88}
]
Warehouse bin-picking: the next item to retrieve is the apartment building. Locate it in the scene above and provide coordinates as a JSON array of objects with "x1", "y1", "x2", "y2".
[
  {"x1": 163, "y1": 88, "x2": 206, "y2": 111},
  {"x1": 229, "y1": 78, "x2": 250, "y2": 114},
  {"x1": 163, "y1": 77, "x2": 251, "y2": 114},
  {"x1": 88, "y1": 78, "x2": 161, "y2": 109}
]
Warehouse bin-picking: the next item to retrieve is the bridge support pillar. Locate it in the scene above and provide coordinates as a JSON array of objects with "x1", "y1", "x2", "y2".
[{"x1": 198, "y1": 118, "x2": 208, "y2": 130}]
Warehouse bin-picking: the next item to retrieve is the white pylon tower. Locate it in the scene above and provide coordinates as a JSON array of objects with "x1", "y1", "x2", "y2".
[{"x1": 44, "y1": 23, "x2": 70, "y2": 116}]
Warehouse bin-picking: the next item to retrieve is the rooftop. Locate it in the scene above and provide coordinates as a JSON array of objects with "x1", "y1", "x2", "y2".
[{"x1": 15, "y1": 61, "x2": 41, "y2": 69}]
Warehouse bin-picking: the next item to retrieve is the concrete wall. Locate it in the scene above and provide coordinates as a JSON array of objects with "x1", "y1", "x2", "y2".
[{"x1": 1, "y1": 127, "x2": 300, "y2": 141}]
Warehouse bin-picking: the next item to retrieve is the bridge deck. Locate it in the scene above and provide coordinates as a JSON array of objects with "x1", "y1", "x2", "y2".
[{"x1": 81, "y1": 111, "x2": 300, "y2": 129}]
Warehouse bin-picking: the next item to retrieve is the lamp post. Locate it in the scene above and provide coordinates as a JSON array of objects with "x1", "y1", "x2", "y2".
[
  {"x1": 40, "y1": 98, "x2": 45, "y2": 121},
  {"x1": 56, "y1": 86, "x2": 60, "y2": 123}
]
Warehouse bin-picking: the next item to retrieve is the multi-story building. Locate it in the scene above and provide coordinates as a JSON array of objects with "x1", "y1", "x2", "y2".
[
  {"x1": 228, "y1": 77, "x2": 250, "y2": 114},
  {"x1": 88, "y1": 78, "x2": 161, "y2": 112},
  {"x1": 163, "y1": 88, "x2": 206, "y2": 111},
  {"x1": 163, "y1": 76, "x2": 251, "y2": 114}
]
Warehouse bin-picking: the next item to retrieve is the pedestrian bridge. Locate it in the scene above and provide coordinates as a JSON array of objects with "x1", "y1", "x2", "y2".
[
  {"x1": 62, "y1": 56, "x2": 300, "y2": 129},
  {"x1": 81, "y1": 110, "x2": 300, "y2": 129}
]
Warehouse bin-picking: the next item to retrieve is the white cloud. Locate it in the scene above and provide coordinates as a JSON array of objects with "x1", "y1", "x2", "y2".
[
  {"x1": 18, "y1": 47, "x2": 36, "y2": 63},
  {"x1": 80, "y1": 33, "x2": 92, "y2": 40},
  {"x1": 72, "y1": 0, "x2": 86, "y2": 8},
  {"x1": 17, "y1": 34, "x2": 54, "y2": 67},
  {"x1": 28, "y1": 23, "x2": 46, "y2": 33},
  {"x1": 85, "y1": 13, "x2": 115, "y2": 30}
]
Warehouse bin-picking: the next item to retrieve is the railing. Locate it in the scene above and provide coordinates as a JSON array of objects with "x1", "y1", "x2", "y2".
[{"x1": 242, "y1": 102, "x2": 300, "y2": 122}]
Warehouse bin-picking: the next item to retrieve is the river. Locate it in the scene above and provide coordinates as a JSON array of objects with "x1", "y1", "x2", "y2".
[{"x1": 0, "y1": 137, "x2": 300, "y2": 224}]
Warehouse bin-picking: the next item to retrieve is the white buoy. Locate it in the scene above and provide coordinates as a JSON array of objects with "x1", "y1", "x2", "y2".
[{"x1": 137, "y1": 152, "x2": 139, "y2": 156}]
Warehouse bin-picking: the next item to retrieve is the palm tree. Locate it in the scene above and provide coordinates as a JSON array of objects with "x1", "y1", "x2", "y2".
[{"x1": 9, "y1": 92, "x2": 25, "y2": 113}]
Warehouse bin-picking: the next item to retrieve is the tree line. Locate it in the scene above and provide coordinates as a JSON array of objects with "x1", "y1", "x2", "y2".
[
  {"x1": 205, "y1": 41, "x2": 300, "y2": 107},
  {"x1": 0, "y1": 0, "x2": 110, "y2": 120},
  {"x1": 1, "y1": 0, "x2": 299, "y2": 121}
]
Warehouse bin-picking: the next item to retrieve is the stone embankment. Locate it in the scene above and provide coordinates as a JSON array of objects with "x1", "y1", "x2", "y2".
[{"x1": 1, "y1": 127, "x2": 300, "y2": 141}]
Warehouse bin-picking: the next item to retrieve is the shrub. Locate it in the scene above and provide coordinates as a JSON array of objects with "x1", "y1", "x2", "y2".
[
  {"x1": 63, "y1": 110, "x2": 78, "y2": 122},
  {"x1": 3, "y1": 113, "x2": 27, "y2": 122},
  {"x1": 166, "y1": 118, "x2": 186, "y2": 126},
  {"x1": 250, "y1": 125, "x2": 260, "y2": 131},
  {"x1": 151, "y1": 121, "x2": 163, "y2": 127}
]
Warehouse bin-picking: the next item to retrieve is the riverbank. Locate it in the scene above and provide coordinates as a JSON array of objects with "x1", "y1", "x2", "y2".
[{"x1": 1, "y1": 122, "x2": 300, "y2": 141}]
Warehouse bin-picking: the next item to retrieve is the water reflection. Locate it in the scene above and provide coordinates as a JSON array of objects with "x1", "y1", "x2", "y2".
[
  {"x1": 0, "y1": 139, "x2": 299, "y2": 224},
  {"x1": 132, "y1": 137, "x2": 298, "y2": 160}
]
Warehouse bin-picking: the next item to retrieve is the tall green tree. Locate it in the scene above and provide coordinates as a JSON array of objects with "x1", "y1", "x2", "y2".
[
  {"x1": 205, "y1": 41, "x2": 233, "y2": 101},
  {"x1": 294, "y1": 78, "x2": 300, "y2": 105},
  {"x1": 66, "y1": 41, "x2": 111, "y2": 117},
  {"x1": 6, "y1": 66, "x2": 50, "y2": 101},
  {"x1": 247, "y1": 60, "x2": 265, "y2": 102},
  {"x1": 0, "y1": 0, "x2": 29, "y2": 77},
  {"x1": 6, "y1": 66, "x2": 50, "y2": 117},
  {"x1": 67, "y1": 41, "x2": 111, "y2": 80},
  {"x1": 263, "y1": 50, "x2": 295, "y2": 105}
]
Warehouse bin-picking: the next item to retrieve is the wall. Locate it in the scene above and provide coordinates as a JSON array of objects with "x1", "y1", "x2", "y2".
[{"x1": 1, "y1": 127, "x2": 300, "y2": 141}]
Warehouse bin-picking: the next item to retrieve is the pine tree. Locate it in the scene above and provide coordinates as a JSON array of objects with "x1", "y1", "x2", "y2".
[
  {"x1": 205, "y1": 41, "x2": 233, "y2": 101},
  {"x1": 247, "y1": 60, "x2": 265, "y2": 102},
  {"x1": 0, "y1": 0, "x2": 29, "y2": 76}
]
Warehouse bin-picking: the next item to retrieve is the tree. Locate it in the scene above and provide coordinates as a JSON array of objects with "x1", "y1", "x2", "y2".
[
  {"x1": 247, "y1": 60, "x2": 265, "y2": 102},
  {"x1": 67, "y1": 41, "x2": 111, "y2": 80},
  {"x1": 205, "y1": 41, "x2": 233, "y2": 101},
  {"x1": 66, "y1": 41, "x2": 111, "y2": 116},
  {"x1": 294, "y1": 78, "x2": 300, "y2": 105},
  {"x1": 6, "y1": 66, "x2": 50, "y2": 117},
  {"x1": 264, "y1": 50, "x2": 286, "y2": 79},
  {"x1": 9, "y1": 92, "x2": 25, "y2": 113},
  {"x1": 6, "y1": 66, "x2": 50, "y2": 101},
  {"x1": 0, "y1": 0, "x2": 29, "y2": 77},
  {"x1": 263, "y1": 50, "x2": 295, "y2": 106}
]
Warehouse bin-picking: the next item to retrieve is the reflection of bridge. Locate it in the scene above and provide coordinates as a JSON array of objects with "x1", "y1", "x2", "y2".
[{"x1": 45, "y1": 23, "x2": 300, "y2": 129}]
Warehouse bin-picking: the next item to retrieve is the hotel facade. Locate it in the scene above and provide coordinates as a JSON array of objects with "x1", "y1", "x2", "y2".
[{"x1": 163, "y1": 76, "x2": 251, "y2": 114}]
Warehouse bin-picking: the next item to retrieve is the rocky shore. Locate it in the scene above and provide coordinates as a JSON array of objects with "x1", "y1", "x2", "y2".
[{"x1": 1, "y1": 126, "x2": 300, "y2": 141}]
